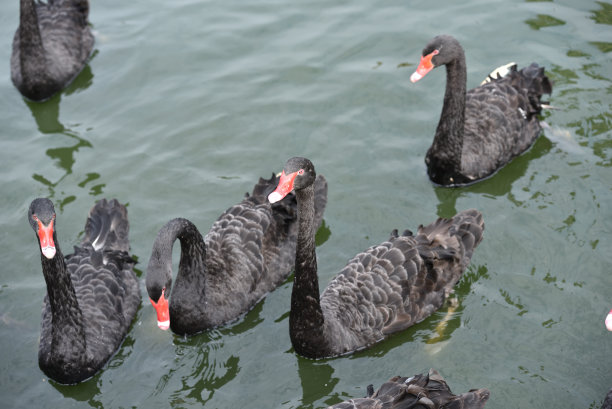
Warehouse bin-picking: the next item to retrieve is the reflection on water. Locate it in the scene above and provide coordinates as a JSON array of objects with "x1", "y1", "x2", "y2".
[
  {"x1": 51, "y1": 376, "x2": 102, "y2": 408},
  {"x1": 163, "y1": 335, "x2": 240, "y2": 407},
  {"x1": 434, "y1": 135, "x2": 554, "y2": 216},
  {"x1": 424, "y1": 264, "x2": 490, "y2": 347},
  {"x1": 590, "y1": 1, "x2": 612, "y2": 25},
  {"x1": 297, "y1": 357, "x2": 339, "y2": 408},
  {"x1": 315, "y1": 219, "x2": 332, "y2": 247},
  {"x1": 63, "y1": 61, "x2": 95, "y2": 97},
  {"x1": 24, "y1": 75, "x2": 104, "y2": 209},
  {"x1": 525, "y1": 14, "x2": 566, "y2": 30}
]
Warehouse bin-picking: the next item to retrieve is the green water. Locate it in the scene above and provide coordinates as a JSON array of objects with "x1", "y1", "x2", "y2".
[{"x1": 0, "y1": 0, "x2": 610, "y2": 408}]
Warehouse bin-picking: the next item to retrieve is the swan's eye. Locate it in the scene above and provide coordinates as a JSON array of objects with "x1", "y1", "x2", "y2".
[
  {"x1": 298, "y1": 169, "x2": 305, "y2": 175},
  {"x1": 433, "y1": 49, "x2": 439, "y2": 55}
]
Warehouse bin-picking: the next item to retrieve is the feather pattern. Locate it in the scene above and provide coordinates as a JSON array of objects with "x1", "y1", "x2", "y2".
[
  {"x1": 411, "y1": 35, "x2": 552, "y2": 186},
  {"x1": 11, "y1": 0, "x2": 94, "y2": 101},
  {"x1": 269, "y1": 157, "x2": 484, "y2": 358},
  {"x1": 28, "y1": 198, "x2": 139, "y2": 384},
  {"x1": 328, "y1": 369, "x2": 490, "y2": 409},
  {"x1": 145, "y1": 173, "x2": 328, "y2": 335}
]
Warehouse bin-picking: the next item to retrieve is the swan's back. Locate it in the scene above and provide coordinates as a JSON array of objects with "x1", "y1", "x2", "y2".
[
  {"x1": 11, "y1": 0, "x2": 94, "y2": 101},
  {"x1": 182, "y1": 173, "x2": 327, "y2": 327},
  {"x1": 462, "y1": 63, "x2": 552, "y2": 180},
  {"x1": 329, "y1": 369, "x2": 490, "y2": 409},
  {"x1": 38, "y1": 199, "x2": 139, "y2": 383},
  {"x1": 319, "y1": 209, "x2": 484, "y2": 356}
]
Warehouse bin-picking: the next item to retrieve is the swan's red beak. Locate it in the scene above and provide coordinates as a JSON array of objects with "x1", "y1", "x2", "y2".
[
  {"x1": 606, "y1": 309, "x2": 612, "y2": 331},
  {"x1": 150, "y1": 289, "x2": 170, "y2": 330},
  {"x1": 268, "y1": 170, "x2": 298, "y2": 204},
  {"x1": 410, "y1": 49, "x2": 439, "y2": 83},
  {"x1": 36, "y1": 218, "x2": 56, "y2": 259}
]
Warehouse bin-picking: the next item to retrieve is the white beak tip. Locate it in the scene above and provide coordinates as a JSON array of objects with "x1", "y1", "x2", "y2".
[
  {"x1": 605, "y1": 311, "x2": 612, "y2": 331},
  {"x1": 42, "y1": 246, "x2": 56, "y2": 259},
  {"x1": 268, "y1": 192, "x2": 283, "y2": 204},
  {"x1": 410, "y1": 71, "x2": 423, "y2": 83},
  {"x1": 157, "y1": 320, "x2": 170, "y2": 330}
]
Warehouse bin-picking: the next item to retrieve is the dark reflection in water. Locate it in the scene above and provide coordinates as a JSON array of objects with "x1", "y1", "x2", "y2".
[
  {"x1": 24, "y1": 67, "x2": 103, "y2": 208},
  {"x1": 315, "y1": 219, "x2": 332, "y2": 246},
  {"x1": 297, "y1": 357, "x2": 339, "y2": 408},
  {"x1": 223, "y1": 298, "x2": 265, "y2": 336},
  {"x1": 434, "y1": 135, "x2": 554, "y2": 217},
  {"x1": 148, "y1": 300, "x2": 269, "y2": 406},
  {"x1": 51, "y1": 381, "x2": 103, "y2": 408},
  {"x1": 525, "y1": 14, "x2": 565, "y2": 30},
  {"x1": 590, "y1": 2, "x2": 612, "y2": 25},
  {"x1": 152, "y1": 333, "x2": 240, "y2": 407}
]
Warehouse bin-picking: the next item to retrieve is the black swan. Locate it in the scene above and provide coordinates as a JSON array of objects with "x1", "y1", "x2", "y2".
[
  {"x1": 329, "y1": 369, "x2": 490, "y2": 409},
  {"x1": 27, "y1": 198, "x2": 140, "y2": 384},
  {"x1": 268, "y1": 157, "x2": 484, "y2": 358},
  {"x1": 145, "y1": 172, "x2": 328, "y2": 336},
  {"x1": 410, "y1": 35, "x2": 553, "y2": 186},
  {"x1": 11, "y1": 0, "x2": 94, "y2": 101}
]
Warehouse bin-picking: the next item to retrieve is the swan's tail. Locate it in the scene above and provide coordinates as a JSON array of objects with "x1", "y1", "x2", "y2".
[
  {"x1": 417, "y1": 209, "x2": 484, "y2": 267},
  {"x1": 513, "y1": 63, "x2": 553, "y2": 116},
  {"x1": 81, "y1": 198, "x2": 130, "y2": 253},
  {"x1": 330, "y1": 369, "x2": 489, "y2": 408}
]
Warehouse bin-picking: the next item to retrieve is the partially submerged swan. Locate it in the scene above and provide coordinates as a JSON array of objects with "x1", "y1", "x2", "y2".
[{"x1": 328, "y1": 369, "x2": 490, "y2": 409}]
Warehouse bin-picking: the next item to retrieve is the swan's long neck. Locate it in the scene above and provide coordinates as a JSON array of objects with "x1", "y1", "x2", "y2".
[
  {"x1": 40, "y1": 241, "x2": 87, "y2": 357},
  {"x1": 291, "y1": 184, "x2": 328, "y2": 356},
  {"x1": 150, "y1": 218, "x2": 208, "y2": 305},
  {"x1": 428, "y1": 52, "x2": 467, "y2": 180},
  {"x1": 19, "y1": 0, "x2": 46, "y2": 71}
]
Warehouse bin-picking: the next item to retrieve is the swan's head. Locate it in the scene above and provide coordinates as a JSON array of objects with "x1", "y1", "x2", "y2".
[
  {"x1": 410, "y1": 34, "x2": 463, "y2": 83},
  {"x1": 28, "y1": 198, "x2": 57, "y2": 259},
  {"x1": 268, "y1": 157, "x2": 316, "y2": 203},
  {"x1": 148, "y1": 287, "x2": 170, "y2": 331},
  {"x1": 146, "y1": 255, "x2": 173, "y2": 331}
]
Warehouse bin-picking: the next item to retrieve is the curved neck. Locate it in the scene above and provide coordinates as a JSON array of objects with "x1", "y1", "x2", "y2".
[
  {"x1": 40, "y1": 241, "x2": 87, "y2": 355},
  {"x1": 291, "y1": 185, "x2": 327, "y2": 355},
  {"x1": 149, "y1": 218, "x2": 208, "y2": 299},
  {"x1": 430, "y1": 54, "x2": 467, "y2": 172}
]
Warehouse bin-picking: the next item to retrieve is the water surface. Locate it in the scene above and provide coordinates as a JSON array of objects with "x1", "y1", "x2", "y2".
[{"x1": 0, "y1": 0, "x2": 610, "y2": 408}]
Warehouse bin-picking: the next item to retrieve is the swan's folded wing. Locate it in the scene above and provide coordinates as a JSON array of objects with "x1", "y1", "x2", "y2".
[{"x1": 205, "y1": 200, "x2": 271, "y2": 291}]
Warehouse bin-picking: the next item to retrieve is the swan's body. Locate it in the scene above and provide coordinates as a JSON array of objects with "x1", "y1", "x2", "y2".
[
  {"x1": 145, "y1": 173, "x2": 328, "y2": 336},
  {"x1": 411, "y1": 35, "x2": 552, "y2": 186},
  {"x1": 603, "y1": 387, "x2": 612, "y2": 409},
  {"x1": 28, "y1": 198, "x2": 139, "y2": 384},
  {"x1": 11, "y1": 0, "x2": 94, "y2": 101},
  {"x1": 269, "y1": 157, "x2": 484, "y2": 358},
  {"x1": 329, "y1": 369, "x2": 490, "y2": 409}
]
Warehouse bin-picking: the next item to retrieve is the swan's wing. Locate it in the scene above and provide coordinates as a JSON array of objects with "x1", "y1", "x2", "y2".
[
  {"x1": 204, "y1": 199, "x2": 273, "y2": 294},
  {"x1": 321, "y1": 236, "x2": 428, "y2": 339},
  {"x1": 321, "y1": 210, "x2": 483, "y2": 345},
  {"x1": 462, "y1": 64, "x2": 551, "y2": 179}
]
